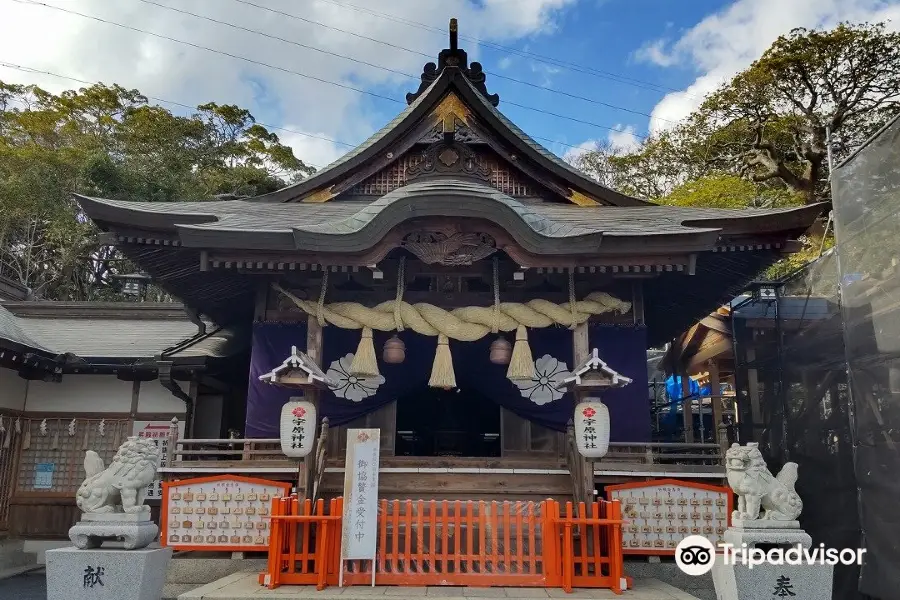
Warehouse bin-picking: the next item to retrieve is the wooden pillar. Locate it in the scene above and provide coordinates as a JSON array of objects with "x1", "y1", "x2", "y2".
[
  {"x1": 572, "y1": 321, "x2": 594, "y2": 503},
  {"x1": 745, "y1": 345, "x2": 762, "y2": 433},
  {"x1": 708, "y1": 360, "x2": 725, "y2": 452},
  {"x1": 682, "y1": 371, "x2": 694, "y2": 443},
  {"x1": 301, "y1": 315, "x2": 323, "y2": 502}
]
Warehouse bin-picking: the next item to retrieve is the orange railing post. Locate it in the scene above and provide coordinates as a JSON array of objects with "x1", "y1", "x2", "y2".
[
  {"x1": 264, "y1": 495, "x2": 625, "y2": 592},
  {"x1": 265, "y1": 494, "x2": 282, "y2": 589},
  {"x1": 609, "y1": 500, "x2": 624, "y2": 594}
]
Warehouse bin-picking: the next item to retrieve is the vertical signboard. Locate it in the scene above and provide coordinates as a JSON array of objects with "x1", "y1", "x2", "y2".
[
  {"x1": 133, "y1": 420, "x2": 185, "y2": 499},
  {"x1": 340, "y1": 428, "x2": 380, "y2": 586}
]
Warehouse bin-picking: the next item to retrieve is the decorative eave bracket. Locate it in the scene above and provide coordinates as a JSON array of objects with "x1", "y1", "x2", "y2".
[
  {"x1": 562, "y1": 348, "x2": 632, "y2": 391},
  {"x1": 258, "y1": 345, "x2": 336, "y2": 389}
]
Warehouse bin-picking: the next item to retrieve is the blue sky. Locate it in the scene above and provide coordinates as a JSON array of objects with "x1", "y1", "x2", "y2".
[
  {"x1": 353, "y1": 0, "x2": 728, "y2": 156},
  {"x1": 2, "y1": 0, "x2": 900, "y2": 172}
]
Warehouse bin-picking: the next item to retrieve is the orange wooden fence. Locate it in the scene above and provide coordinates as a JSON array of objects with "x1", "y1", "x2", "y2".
[{"x1": 262, "y1": 496, "x2": 625, "y2": 593}]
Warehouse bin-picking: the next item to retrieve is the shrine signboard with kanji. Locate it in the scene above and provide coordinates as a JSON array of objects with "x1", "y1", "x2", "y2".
[
  {"x1": 341, "y1": 428, "x2": 380, "y2": 563},
  {"x1": 279, "y1": 399, "x2": 316, "y2": 458},
  {"x1": 606, "y1": 478, "x2": 732, "y2": 555},
  {"x1": 133, "y1": 419, "x2": 184, "y2": 500},
  {"x1": 160, "y1": 475, "x2": 291, "y2": 552}
]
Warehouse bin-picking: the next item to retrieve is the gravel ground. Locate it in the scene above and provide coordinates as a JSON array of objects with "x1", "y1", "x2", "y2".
[{"x1": 0, "y1": 569, "x2": 47, "y2": 600}]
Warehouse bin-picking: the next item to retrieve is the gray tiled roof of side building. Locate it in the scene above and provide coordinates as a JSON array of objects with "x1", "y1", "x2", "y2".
[{"x1": 0, "y1": 303, "x2": 244, "y2": 359}]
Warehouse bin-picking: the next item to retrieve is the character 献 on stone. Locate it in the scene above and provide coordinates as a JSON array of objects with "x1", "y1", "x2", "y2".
[{"x1": 725, "y1": 442, "x2": 802, "y2": 522}]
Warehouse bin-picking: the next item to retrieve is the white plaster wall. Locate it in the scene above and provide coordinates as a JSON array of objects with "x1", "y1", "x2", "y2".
[
  {"x1": 137, "y1": 379, "x2": 188, "y2": 414},
  {"x1": 24, "y1": 375, "x2": 132, "y2": 413},
  {"x1": 0, "y1": 367, "x2": 27, "y2": 410}
]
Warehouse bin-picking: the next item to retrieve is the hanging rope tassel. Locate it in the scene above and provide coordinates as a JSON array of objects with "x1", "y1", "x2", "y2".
[
  {"x1": 429, "y1": 334, "x2": 456, "y2": 389},
  {"x1": 507, "y1": 325, "x2": 535, "y2": 380},
  {"x1": 349, "y1": 326, "x2": 380, "y2": 378}
]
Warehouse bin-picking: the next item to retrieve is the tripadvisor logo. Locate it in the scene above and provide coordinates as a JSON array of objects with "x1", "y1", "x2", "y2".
[
  {"x1": 675, "y1": 535, "x2": 867, "y2": 576},
  {"x1": 675, "y1": 535, "x2": 716, "y2": 576}
]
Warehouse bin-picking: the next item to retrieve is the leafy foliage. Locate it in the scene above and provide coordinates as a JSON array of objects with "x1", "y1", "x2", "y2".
[
  {"x1": 571, "y1": 22, "x2": 900, "y2": 279},
  {"x1": 0, "y1": 81, "x2": 313, "y2": 300},
  {"x1": 575, "y1": 22, "x2": 900, "y2": 207}
]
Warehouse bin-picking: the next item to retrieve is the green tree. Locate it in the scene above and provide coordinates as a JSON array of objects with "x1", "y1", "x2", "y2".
[
  {"x1": 660, "y1": 174, "x2": 802, "y2": 209},
  {"x1": 575, "y1": 22, "x2": 900, "y2": 206},
  {"x1": 0, "y1": 81, "x2": 314, "y2": 300},
  {"x1": 693, "y1": 22, "x2": 900, "y2": 204}
]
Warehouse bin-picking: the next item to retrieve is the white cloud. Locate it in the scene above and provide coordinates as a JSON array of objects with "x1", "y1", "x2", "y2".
[
  {"x1": 0, "y1": 0, "x2": 575, "y2": 176},
  {"x1": 562, "y1": 125, "x2": 641, "y2": 164},
  {"x1": 633, "y1": 39, "x2": 677, "y2": 68},
  {"x1": 607, "y1": 124, "x2": 641, "y2": 153},
  {"x1": 276, "y1": 127, "x2": 348, "y2": 171},
  {"x1": 640, "y1": 0, "x2": 900, "y2": 133},
  {"x1": 562, "y1": 139, "x2": 601, "y2": 163}
]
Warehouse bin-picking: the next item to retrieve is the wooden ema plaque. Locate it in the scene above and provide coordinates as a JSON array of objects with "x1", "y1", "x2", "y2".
[
  {"x1": 606, "y1": 478, "x2": 733, "y2": 556},
  {"x1": 161, "y1": 475, "x2": 291, "y2": 552}
]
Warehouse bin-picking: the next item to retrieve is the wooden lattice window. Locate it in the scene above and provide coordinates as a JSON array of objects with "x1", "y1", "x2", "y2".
[
  {"x1": 483, "y1": 155, "x2": 538, "y2": 196},
  {"x1": 0, "y1": 410, "x2": 21, "y2": 527},
  {"x1": 15, "y1": 417, "x2": 131, "y2": 494}
]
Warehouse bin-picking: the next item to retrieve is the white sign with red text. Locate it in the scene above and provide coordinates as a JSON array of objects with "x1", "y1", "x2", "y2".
[
  {"x1": 133, "y1": 419, "x2": 185, "y2": 499},
  {"x1": 341, "y1": 429, "x2": 380, "y2": 562}
]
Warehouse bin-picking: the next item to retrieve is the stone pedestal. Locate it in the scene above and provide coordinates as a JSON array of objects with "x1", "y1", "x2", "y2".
[
  {"x1": 69, "y1": 512, "x2": 159, "y2": 550},
  {"x1": 46, "y1": 546, "x2": 172, "y2": 600},
  {"x1": 713, "y1": 525, "x2": 833, "y2": 600}
]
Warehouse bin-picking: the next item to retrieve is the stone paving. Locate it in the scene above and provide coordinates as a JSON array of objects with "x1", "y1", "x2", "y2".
[
  {"x1": 0, "y1": 566, "x2": 707, "y2": 600},
  {"x1": 179, "y1": 572, "x2": 701, "y2": 600},
  {"x1": 0, "y1": 569, "x2": 47, "y2": 600}
]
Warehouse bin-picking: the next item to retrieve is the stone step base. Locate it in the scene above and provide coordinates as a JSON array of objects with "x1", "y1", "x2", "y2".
[
  {"x1": 162, "y1": 582, "x2": 200, "y2": 599},
  {"x1": 0, "y1": 539, "x2": 38, "y2": 570},
  {"x1": 177, "y1": 572, "x2": 703, "y2": 599}
]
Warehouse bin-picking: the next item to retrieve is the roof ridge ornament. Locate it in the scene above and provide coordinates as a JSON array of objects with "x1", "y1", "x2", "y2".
[{"x1": 406, "y1": 18, "x2": 500, "y2": 107}]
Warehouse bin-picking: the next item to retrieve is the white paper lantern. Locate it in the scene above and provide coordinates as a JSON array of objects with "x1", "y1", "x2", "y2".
[
  {"x1": 279, "y1": 400, "x2": 317, "y2": 458},
  {"x1": 574, "y1": 399, "x2": 610, "y2": 458}
]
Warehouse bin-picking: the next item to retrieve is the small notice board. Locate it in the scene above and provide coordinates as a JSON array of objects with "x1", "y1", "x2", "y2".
[
  {"x1": 161, "y1": 475, "x2": 291, "y2": 552},
  {"x1": 340, "y1": 428, "x2": 381, "y2": 586},
  {"x1": 133, "y1": 419, "x2": 185, "y2": 500},
  {"x1": 606, "y1": 478, "x2": 732, "y2": 555}
]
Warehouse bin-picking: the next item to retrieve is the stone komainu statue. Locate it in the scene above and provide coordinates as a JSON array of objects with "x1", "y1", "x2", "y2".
[
  {"x1": 725, "y1": 442, "x2": 802, "y2": 522},
  {"x1": 76, "y1": 436, "x2": 160, "y2": 514}
]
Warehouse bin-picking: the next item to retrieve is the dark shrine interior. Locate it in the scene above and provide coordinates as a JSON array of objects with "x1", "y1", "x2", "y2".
[{"x1": 395, "y1": 386, "x2": 501, "y2": 457}]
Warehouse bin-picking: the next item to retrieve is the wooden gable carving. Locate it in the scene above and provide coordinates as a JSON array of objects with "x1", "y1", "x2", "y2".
[
  {"x1": 302, "y1": 89, "x2": 605, "y2": 206},
  {"x1": 347, "y1": 146, "x2": 542, "y2": 198}
]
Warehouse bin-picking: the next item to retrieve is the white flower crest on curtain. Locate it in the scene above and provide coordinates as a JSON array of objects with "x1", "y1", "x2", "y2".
[
  {"x1": 513, "y1": 354, "x2": 572, "y2": 406},
  {"x1": 326, "y1": 353, "x2": 385, "y2": 402}
]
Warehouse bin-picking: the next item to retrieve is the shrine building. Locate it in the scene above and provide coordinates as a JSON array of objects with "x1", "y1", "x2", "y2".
[{"x1": 1, "y1": 22, "x2": 822, "y2": 544}]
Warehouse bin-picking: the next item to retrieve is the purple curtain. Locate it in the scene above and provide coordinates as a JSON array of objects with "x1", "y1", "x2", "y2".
[
  {"x1": 590, "y1": 324, "x2": 650, "y2": 442},
  {"x1": 246, "y1": 322, "x2": 649, "y2": 442}
]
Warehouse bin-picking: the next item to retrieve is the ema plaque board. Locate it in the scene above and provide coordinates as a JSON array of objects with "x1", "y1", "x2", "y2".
[
  {"x1": 161, "y1": 475, "x2": 291, "y2": 552},
  {"x1": 606, "y1": 478, "x2": 732, "y2": 555}
]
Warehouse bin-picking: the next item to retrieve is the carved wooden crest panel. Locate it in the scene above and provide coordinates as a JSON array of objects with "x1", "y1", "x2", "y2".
[
  {"x1": 418, "y1": 119, "x2": 481, "y2": 144},
  {"x1": 401, "y1": 231, "x2": 497, "y2": 266},
  {"x1": 406, "y1": 141, "x2": 492, "y2": 182},
  {"x1": 348, "y1": 148, "x2": 540, "y2": 197}
]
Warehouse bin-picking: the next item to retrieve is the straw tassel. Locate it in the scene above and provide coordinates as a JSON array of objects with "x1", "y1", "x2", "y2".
[
  {"x1": 22, "y1": 421, "x2": 31, "y2": 450},
  {"x1": 506, "y1": 325, "x2": 535, "y2": 380},
  {"x1": 428, "y1": 334, "x2": 456, "y2": 389},
  {"x1": 349, "y1": 326, "x2": 380, "y2": 378}
]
